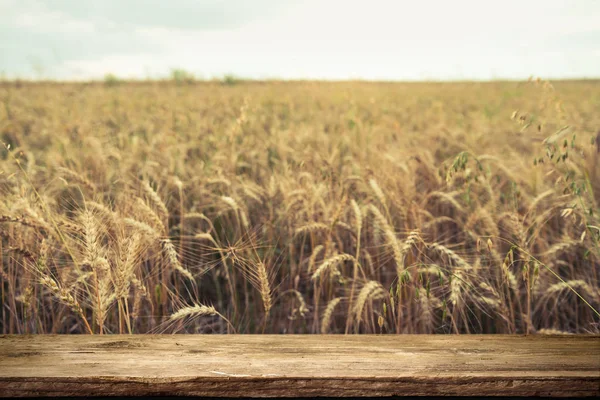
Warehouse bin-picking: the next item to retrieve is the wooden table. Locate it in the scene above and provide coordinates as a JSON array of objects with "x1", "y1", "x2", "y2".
[{"x1": 0, "y1": 335, "x2": 598, "y2": 397}]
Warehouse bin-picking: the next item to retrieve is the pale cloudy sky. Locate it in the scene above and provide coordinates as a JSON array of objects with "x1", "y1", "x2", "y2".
[{"x1": 1, "y1": 0, "x2": 599, "y2": 80}]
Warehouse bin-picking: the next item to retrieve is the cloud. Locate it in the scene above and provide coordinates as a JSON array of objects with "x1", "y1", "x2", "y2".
[
  {"x1": 0, "y1": 20, "x2": 157, "y2": 78},
  {"x1": 4, "y1": 0, "x2": 295, "y2": 31},
  {"x1": 0, "y1": 0, "x2": 599, "y2": 79},
  {"x1": 0, "y1": 0, "x2": 300, "y2": 77},
  {"x1": 542, "y1": 29, "x2": 600, "y2": 52}
]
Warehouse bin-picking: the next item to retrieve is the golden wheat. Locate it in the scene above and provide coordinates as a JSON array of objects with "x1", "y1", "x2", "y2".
[{"x1": 1, "y1": 80, "x2": 598, "y2": 334}]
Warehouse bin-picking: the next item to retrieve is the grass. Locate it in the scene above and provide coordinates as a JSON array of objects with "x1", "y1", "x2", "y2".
[{"x1": 0, "y1": 78, "x2": 598, "y2": 334}]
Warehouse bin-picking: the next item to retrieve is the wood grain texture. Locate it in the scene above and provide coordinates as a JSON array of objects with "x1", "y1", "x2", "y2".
[{"x1": 0, "y1": 335, "x2": 598, "y2": 397}]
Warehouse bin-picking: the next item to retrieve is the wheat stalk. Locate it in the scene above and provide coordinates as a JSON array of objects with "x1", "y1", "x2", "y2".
[
  {"x1": 169, "y1": 304, "x2": 217, "y2": 321},
  {"x1": 142, "y1": 180, "x2": 169, "y2": 223},
  {"x1": 353, "y1": 280, "x2": 386, "y2": 324},
  {"x1": 311, "y1": 253, "x2": 354, "y2": 281},
  {"x1": 307, "y1": 245, "x2": 325, "y2": 274},
  {"x1": 321, "y1": 297, "x2": 342, "y2": 333},
  {"x1": 161, "y1": 238, "x2": 195, "y2": 282}
]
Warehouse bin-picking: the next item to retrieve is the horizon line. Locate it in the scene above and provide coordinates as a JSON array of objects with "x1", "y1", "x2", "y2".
[{"x1": 2, "y1": 76, "x2": 600, "y2": 84}]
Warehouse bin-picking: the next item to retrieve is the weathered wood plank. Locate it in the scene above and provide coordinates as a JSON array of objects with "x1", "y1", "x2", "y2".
[{"x1": 0, "y1": 335, "x2": 598, "y2": 397}]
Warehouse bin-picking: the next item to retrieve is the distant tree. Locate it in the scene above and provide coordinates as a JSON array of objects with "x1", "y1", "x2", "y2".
[
  {"x1": 171, "y1": 68, "x2": 195, "y2": 84},
  {"x1": 104, "y1": 73, "x2": 121, "y2": 87},
  {"x1": 221, "y1": 74, "x2": 241, "y2": 86}
]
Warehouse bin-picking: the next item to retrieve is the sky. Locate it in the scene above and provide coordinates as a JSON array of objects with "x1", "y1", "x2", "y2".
[{"x1": 1, "y1": 0, "x2": 599, "y2": 81}]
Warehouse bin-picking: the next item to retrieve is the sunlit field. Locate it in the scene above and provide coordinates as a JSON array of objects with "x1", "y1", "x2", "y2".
[{"x1": 1, "y1": 78, "x2": 598, "y2": 334}]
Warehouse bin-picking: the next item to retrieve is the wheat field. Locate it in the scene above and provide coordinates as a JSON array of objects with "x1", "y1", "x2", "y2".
[{"x1": 0, "y1": 78, "x2": 598, "y2": 334}]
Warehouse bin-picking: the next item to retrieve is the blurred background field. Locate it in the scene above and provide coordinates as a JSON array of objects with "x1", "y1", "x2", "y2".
[{"x1": 0, "y1": 78, "x2": 598, "y2": 334}]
